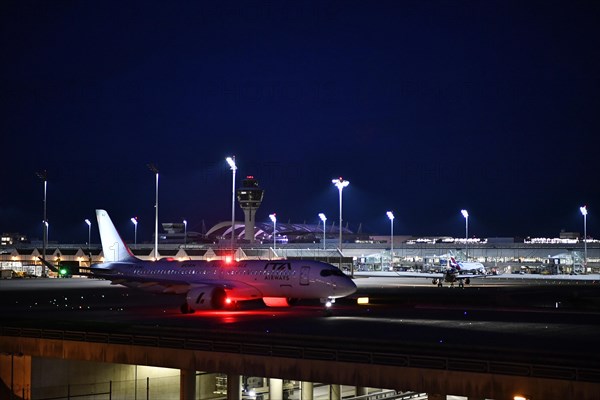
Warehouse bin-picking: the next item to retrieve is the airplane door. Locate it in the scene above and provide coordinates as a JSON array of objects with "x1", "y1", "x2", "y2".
[{"x1": 300, "y1": 266, "x2": 310, "y2": 286}]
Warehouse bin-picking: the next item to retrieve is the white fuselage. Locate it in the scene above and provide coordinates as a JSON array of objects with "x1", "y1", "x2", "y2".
[
  {"x1": 449, "y1": 258, "x2": 486, "y2": 273},
  {"x1": 93, "y1": 209, "x2": 356, "y2": 310},
  {"x1": 91, "y1": 258, "x2": 357, "y2": 301}
]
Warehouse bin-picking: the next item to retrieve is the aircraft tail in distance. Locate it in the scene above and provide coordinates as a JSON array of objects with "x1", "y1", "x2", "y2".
[{"x1": 449, "y1": 257, "x2": 461, "y2": 270}]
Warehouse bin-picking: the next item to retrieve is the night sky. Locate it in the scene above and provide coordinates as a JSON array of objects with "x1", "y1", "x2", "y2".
[{"x1": 1, "y1": 1, "x2": 599, "y2": 244}]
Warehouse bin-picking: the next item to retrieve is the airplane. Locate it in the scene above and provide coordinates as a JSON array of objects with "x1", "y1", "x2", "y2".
[
  {"x1": 448, "y1": 256, "x2": 486, "y2": 274},
  {"x1": 388, "y1": 257, "x2": 487, "y2": 288},
  {"x1": 66, "y1": 209, "x2": 357, "y2": 313},
  {"x1": 428, "y1": 269, "x2": 480, "y2": 288},
  {"x1": 419, "y1": 257, "x2": 487, "y2": 287},
  {"x1": 392, "y1": 268, "x2": 486, "y2": 288}
]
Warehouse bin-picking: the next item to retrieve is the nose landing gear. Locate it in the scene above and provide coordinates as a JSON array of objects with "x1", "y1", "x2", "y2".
[{"x1": 321, "y1": 297, "x2": 334, "y2": 316}]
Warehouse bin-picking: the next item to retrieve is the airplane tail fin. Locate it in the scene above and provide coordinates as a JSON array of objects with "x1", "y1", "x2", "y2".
[
  {"x1": 450, "y1": 257, "x2": 461, "y2": 270},
  {"x1": 96, "y1": 209, "x2": 136, "y2": 262}
]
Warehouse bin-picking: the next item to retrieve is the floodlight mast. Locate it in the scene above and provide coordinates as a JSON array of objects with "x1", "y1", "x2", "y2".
[
  {"x1": 580, "y1": 206, "x2": 588, "y2": 272},
  {"x1": 130, "y1": 217, "x2": 138, "y2": 248},
  {"x1": 332, "y1": 177, "x2": 349, "y2": 252},
  {"x1": 226, "y1": 156, "x2": 237, "y2": 251},
  {"x1": 387, "y1": 211, "x2": 395, "y2": 268},
  {"x1": 319, "y1": 213, "x2": 327, "y2": 250},
  {"x1": 147, "y1": 163, "x2": 159, "y2": 260},
  {"x1": 36, "y1": 170, "x2": 48, "y2": 276},
  {"x1": 332, "y1": 177, "x2": 350, "y2": 274},
  {"x1": 183, "y1": 219, "x2": 187, "y2": 246},
  {"x1": 84, "y1": 219, "x2": 91, "y2": 253},
  {"x1": 461, "y1": 209, "x2": 469, "y2": 260},
  {"x1": 269, "y1": 213, "x2": 277, "y2": 250}
]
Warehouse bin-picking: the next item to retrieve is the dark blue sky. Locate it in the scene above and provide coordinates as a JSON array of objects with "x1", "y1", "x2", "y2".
[{"x1": 1, "y1": 1, "x2": 599, "y2": 243}]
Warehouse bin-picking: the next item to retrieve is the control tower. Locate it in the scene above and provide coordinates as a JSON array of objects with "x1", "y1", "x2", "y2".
[{"x1": 236, "y1": 176, "x2": 264, "y2": 243}]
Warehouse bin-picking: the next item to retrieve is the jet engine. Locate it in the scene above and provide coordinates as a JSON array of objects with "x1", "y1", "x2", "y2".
[
  {"x1": 262, "y1": 297, "x2": 298, "y2": 307},
  {"x1": 183, "y1": 286, "x2": 228, "y2": 313}
]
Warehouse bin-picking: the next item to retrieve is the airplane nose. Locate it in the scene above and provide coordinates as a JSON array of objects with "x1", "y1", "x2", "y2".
[{"x1": 337, "y1": 278, "x2": 357, "y2": 297}]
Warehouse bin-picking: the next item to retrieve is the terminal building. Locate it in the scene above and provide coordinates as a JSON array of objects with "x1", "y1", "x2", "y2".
[
  {"x1": 1, "y1": 174, "x2": 598, "y2": 276},
  {"x1": 1, "y1": 231, "x2": 598, "y2": 277}
]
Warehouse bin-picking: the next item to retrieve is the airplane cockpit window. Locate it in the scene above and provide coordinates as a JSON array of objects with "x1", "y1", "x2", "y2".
[{"x1": 320, "y1": 269, "x2": 346, "y2": 278}]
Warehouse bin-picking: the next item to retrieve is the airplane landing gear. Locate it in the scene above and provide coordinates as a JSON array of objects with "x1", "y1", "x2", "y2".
[
  {"x1": 180, "y1": 303, "x2": 195, "y2": 314},
  {"x1": 321, "y1": 298, "x2": 334, "y2": 316}
]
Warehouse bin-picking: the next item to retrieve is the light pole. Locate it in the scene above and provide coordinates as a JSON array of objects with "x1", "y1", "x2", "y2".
[
  {"x1": 387, "y1": 211, "x2": 394, "y2": 268},
  {"x1": 226, "y1": 156, "x2": 237, "y2": 251},
  {"x1": 332, "y1": 177, "x2": 349, "y2": 251},
  {"x1": 318, "y1": 213, "x2": 327, "y2": 250},
  {"x1": 147, "y1": 164, "x2": 159, "y2": 260},
  {"x1": 131, "y1": 217, "x2": 138, "y2": 249},
  {"x1": 269, "y1": 213, "x2": 277, "y2": 250},
  {"x1": 84, "y1": 218, "x2": 91, "y2": 250},
  {"x1": 332, "y1": 177, "x2": 349, "y2": 275},
  {"x1": 183, "y1": 219, "x2": 187, "y2": 246},
  {"x1": 461, "y1": 209, "x2": 469, "y2": 260},
  {"x1": 580, "y1": 206, "x2": 588, "y2": 272},
  {"x1": 36, "y1": 171, "x2": 48, "y2": 276},
  {"x1": 85, "y1": 219, "x2": 92, "y2": 266}
]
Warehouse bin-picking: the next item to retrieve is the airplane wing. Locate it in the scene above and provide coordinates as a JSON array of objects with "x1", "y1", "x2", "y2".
[
  {"x1": 457, "y1": 273, "x2": 488, "y2": 279},
  {"x1": 37, "y1": 257, "x2": 59, "y2": 273},
  {"x1": 356, "y1": 271, "x2": 489, "y2": 288},
  {"x1": 393, "y1": 271, "x2": 445, "y2": 279},
  {"x1": 92, "y1": 269, "x2": 263, "y2": 299},
  {"x1": 392, "y1": 271, "x2": 488, "y2": 280},
  {"x1": 38, "y1": 257, "x2": 94, "y2": 277},
  {"x1": 157, "y1": 279, "x2": 263, "y2": 299}
]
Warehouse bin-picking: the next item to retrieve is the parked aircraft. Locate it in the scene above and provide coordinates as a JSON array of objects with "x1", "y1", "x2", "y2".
[
  {"x1": 392, "y1": 257, "x2": 487, "y2": 288},
  {"x1": 448, "y1": 257, "x2": 486, "y2": 274}
]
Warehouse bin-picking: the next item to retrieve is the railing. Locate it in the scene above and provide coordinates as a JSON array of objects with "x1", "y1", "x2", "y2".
[{"x1": 2, "y1": 326, "x2": 599, "y2": 384}]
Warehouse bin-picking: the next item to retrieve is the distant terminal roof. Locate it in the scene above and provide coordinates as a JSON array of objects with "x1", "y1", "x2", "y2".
[{"x1": 206, "y1": 221, "x2": 354, "y2": 243}]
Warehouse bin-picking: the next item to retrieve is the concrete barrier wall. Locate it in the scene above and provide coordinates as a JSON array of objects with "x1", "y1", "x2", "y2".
[
  {"x1": 2, "y1": 336, "x2": 600, "y2": 400},
  {"x1": 0, "y1": 353, "x2": 31, "y2": 400}
]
